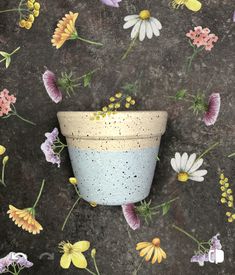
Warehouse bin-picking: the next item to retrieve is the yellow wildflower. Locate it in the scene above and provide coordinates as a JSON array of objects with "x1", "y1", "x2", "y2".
[
  {"x1": 0, "y1": 145, "x2": 6, "y2": 155},
  {"x1": 172, "y1": 0, "x2": 202, "y2": 12},
  {"x1": 69, "y1": 177, "x2": 77, "y2": 185}
]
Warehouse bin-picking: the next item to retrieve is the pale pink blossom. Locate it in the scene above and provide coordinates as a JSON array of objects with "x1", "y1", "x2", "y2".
[
  {"x1": 203, "y1": 93, "x2": 221, "y2": 126},
  {"x1": 0, "y1": 89, "x2": 16, "y2": 117},
  {"x1": 122, "y1": 204, "x2": 140, "y2": 230},
  {"x1": 100, "y1": 0, "x2": 122, "y2": 7}
]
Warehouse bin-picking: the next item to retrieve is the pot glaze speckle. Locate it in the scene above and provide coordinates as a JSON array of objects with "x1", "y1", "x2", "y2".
[{"x1": 57, "y1": 111, "x2": 168, "y2": 206}]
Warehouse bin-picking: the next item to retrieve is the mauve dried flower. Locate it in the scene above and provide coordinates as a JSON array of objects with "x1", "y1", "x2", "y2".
[
  {"x1": 203, "y1": 93, "x2": 221, "y2": 126},
  {"x1": 100, "y1": 0, "x2": 122, "y2": 7},
  {"x1": 42, "y1": 70, "x2": 62, "y2": 103},
  {"x1": 122, "y1": 204, "x2": 141, "y2": 230}
]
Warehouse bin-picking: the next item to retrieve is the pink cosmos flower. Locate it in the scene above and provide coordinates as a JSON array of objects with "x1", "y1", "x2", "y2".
[
  {"x1": 203, "y1": 93, "x2": 221, "y2": 126},
  {"x1": 0, "y1": 89, "x2": 16, "y2": 117},
  {"x1": 42, "y1": 70, "x2": 62, "y2": 103},
  {"x1": 122, "y1": 204, "x2": 140, "y2": 230},
  {"x1": 100, "y1": 0, "x2": 122, "y2": 7}
]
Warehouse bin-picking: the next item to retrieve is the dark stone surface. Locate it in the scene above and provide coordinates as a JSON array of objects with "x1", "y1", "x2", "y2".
[{"x1": 0, "y1": 0, "x2": 235, "y2": 274}]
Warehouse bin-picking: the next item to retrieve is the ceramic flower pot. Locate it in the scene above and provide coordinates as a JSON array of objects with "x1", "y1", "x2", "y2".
[{"x1": 57, "y1": 111, "x2": 168, "y2": 206}]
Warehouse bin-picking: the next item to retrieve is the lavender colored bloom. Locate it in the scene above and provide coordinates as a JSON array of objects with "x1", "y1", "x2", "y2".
[
  {"x1": 191, "y1": 253, "x2": 209, "y2": 266},
  {"x1": 233, "y1": 11, "x2": 235, "y2": 22},
  {"x1": 42, "y1": 70, "x2": 62, "y2": 103},
  {"x1": 203, "y1": 93, "x2": 221, "y2": 126},
  {"x1": 122, "y1": 204, "x2": 140, "y2": 230},
  {"x1": 210, "y1": 233, "x2": 222, "y2": 250},
  {"x1": 41, "y1": 128, "x2": 61, "y2": 167},
  {"x1": 100, "y1": 0, "x2": 122, "y2": 7}
]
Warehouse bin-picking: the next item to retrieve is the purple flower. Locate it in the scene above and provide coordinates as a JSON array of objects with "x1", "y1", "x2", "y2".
[
  {"x1": 41, "y1": 128, "x2": 61, "y2": 167},
  {"x1": 203, "y1": 93, "x2": 221, "y2": 126},
  {"x1": 122, "y1": 204, "x2": 140, "y2": 230},
  {"x1": 42, "y1": 70, "x2": 62, "y2": 103},
  {"x1": 100, "y1": 0, "x2": 122, "y2": 7},
  {"x1": 210, "y1": 233, "x2": 222, "y2": 250},
  {"x1": 233, "y1": 11, "x2": 235, "y2": 22},
  {"x1": 191, "y1": 253, "x2": 209, "y2": 266}
]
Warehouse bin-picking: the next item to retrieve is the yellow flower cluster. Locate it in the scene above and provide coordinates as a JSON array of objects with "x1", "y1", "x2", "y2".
[
  {"x1": 91, "y1": 92, "x2": 136, "y2": 120},
  {"x1": 19, "y1": 0, "x2": 40, "y2": 30},
  {"x1": 220, "y1": 173, "x2": 235, "y2": 222}
]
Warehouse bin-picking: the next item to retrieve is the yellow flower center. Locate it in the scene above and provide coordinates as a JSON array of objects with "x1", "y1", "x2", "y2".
[
  {"x1": 178, "y1": 172, "x2": 189, "y2": 182},
  {"x1": 152, "y1": 238, "x2": 160, "y2": 247},
  {"x1": 63, "y1": 243, "x2": 74, "y2": 254},
  {"x1": 139, "y1": 10, "x2": 151, "y2": 20}
]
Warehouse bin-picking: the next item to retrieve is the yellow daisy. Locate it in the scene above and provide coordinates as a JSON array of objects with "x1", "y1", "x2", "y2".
[
  {"x1": 59, "y1": 241, "x2": 90, "y2": 269},
  {"x1": 136, "y1": 238, "x2": 166, "y2": 264},
  {"x1": 172, "y1": 0, "x2": 202, "y2": 12}
]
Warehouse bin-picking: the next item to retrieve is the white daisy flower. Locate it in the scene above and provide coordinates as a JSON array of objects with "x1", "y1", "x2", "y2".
[
  {"x1": 171, "y1": 152, "x2": 207, "y2": 182},
  {"x1": 123, "y1": 10, "x2": 162, "y2": 41}
]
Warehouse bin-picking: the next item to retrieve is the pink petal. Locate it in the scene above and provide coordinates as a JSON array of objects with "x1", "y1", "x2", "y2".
[
  {"x1": 203, "y1": 93, "x2": 221, "y2": 126},
  {"x1": 122, "y1": 204, "x2": 140, "y2": 230},
  {"x1": 42, "y1": 70, "x2": 62, "y2": 103}
]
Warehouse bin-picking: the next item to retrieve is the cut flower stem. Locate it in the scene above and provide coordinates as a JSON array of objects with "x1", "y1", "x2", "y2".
[
  {"x1": 196, "y1": 141, "x2": 219, "y2": 161},
  {"x1": 70, "y1": 33, "x2": 103, "y2": 46},
  {"x1": 122, "y1": 34, "x2": 138, "y2": 60}
]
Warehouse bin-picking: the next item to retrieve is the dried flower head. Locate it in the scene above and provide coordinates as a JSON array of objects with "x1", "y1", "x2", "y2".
[
  {"x1": 203, "y1": 93, "x2": 221, "y2": 126},
  {"x1": 100, "y1": 0, "x2": 122, "y2": 7},
  {"x1": 172, "y1": 0, "x2": 202, "y2": 12},
  {"x1": 18, "y1": 1, "x2": 41, "y2": 29},
  {"x1": 42, "y1": 70, "x2": 62, "y2": 103},
  {"x1": 0, "y1": 252, "x2": 33, "y2": 273}
]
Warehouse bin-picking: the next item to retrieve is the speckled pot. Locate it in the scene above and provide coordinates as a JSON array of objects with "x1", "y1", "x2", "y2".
[{"x1": 57, "y1": 111, "x2": 168, "y2": 206}]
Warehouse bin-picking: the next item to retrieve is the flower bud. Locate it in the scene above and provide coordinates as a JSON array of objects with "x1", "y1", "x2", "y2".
[
  {"x1": 69, "y1": 177, "x2": 77, "y2": 185},
  {"x1": 2, "y1": 156, "x2": 9, "y2": 165},
  {"x1": 91, "y1": 248, "x2": 96, "y2": 258}
]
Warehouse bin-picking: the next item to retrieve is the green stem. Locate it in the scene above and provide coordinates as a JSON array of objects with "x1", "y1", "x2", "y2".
[
  {"x1": 85, "y1": 268, "x2": 97, "y2": 275},
  {"x1": 151, "y1": 197, "x2": 179, "y2": 210},
  {"x1": 186, "y1": 46, "x2": 204, "y2": 72},
  {"x1": 228, "y1": 152, "x2": 235, "y2": 158},
  {"x1": 61, "y1": 196, "x2": 81, "y2": 231},
  {"x1": 196, "y1": 142, "x2": 219, "y2": 161},
  {"x1": 14, "y1": 112, "x2": 36, "y2": 125},
  {"x1": 71, "y1": 33, "x2": 103, "y2": 46},
  {"x1": 0, "y1": 162, "x2": 6, "y2": 187},
  {"x1": 132, "y1": 257, "x2": 145, "y2": 275},
  {"x1": 0, "y1": 8, "x2": 27, "y2": 13},
  {"x1": 75, "y1": 68, "x2": 100, "y2": 81},
  {"x1": 172, "y1": 224, "x2": 207, "y2": 251},
  {"x1": 93, "y1": 257, "x2": 101, "y2": 275},
  {"x1": 33, "y1": 179, "x2": 45, "y2": 208},
  {"x1": 121, "y1": 34, "x2": 138, "y2": 60},
  {"x1": 10, "y1": 47, "x2": 20, "y2": 56}
]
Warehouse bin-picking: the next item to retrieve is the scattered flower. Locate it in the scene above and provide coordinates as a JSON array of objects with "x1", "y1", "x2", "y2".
[
  {"x1": 0, "y1": 89, "x2": 35, "y2": 125},
  {"x1": 100, "y1": 0, "x2": 122, "y2": 7},
  {"x1": 171, "y1": 90, "x2": 221, "y2": 126},
  {"x1": 0, "y1": 252, "x2": 33, "y2": 274},
  {"x1": 171, "y1": 0, "x2": 202, "y2": 12},
  {"x1": 89, "y1": 202, "x2": 97, "y2": 207},
  {"x1": 41, "y1": 128, "x2": 67, "y2": 167},
  {"x1": 171, "y1": 152, "x2": 207, "y2": 182},
  {"x1": 219, "y1": 173, "x2": 235, "y2": 222},
  {"x1": 42, "y1": 69, "x2": 98, "y2": 102},
  {"x1": 185, "y1": 26, "x2": 218, "y2": 71},
  {"x1": 51, "y1": 12, "x2": 103, "y2": 49},
  {"x1": 59, "y1": 241, "x2": 90, "y2": 269},
  {"x1": 91, "y1": 91, "x2": 136, "y2": 120},
  {"x1": 133, "y1": 237, "x2": 166, "y2": 273},
  {"x1": 233, "y1": 11, "x2": 235, "y2": 22},
  {"x1": 7, "y1": 180, "x2": 45, "y2": 234},
  {"x1": 122, "y1": 10, "x2": 162, "y2": 59},
  {"x1": 0, "y1": 47, "x2": 20, "y2": 69},
  {"x1": 173, "y1": 225, "x2": 223, "y2": 266},
  {"x1": 69, "y1": 177, "x2": 77, "y2": 185},
  {"x1": 122, "y1": 198, "x2": 178, "y2": 230},
  {"x1": 0, "y1": 146, "x2": 8, "y2": 187}
]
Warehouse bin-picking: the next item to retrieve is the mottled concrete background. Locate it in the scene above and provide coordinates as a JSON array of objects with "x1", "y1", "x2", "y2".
[{"x1": 0, "y1": 0, "x2": 235, "y2": 274}]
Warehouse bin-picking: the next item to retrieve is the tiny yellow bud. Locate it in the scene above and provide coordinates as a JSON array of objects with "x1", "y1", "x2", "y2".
[
  {"x1": 0, "y1": 145, "x2": 6, "y2": 155},
  {"x1": 228, "y1": 195, "x2": 233, "y2": 201},
  {"x1": 130, "y1": 99, "x2": 135, "y2": 105},
  {"x1": 108, "y1": 104, "x2": 114, "y2": 109},
  {"x1": 102, "y1": 106, "x2": 108, "y2": 112},
  {"x1": 221, "y1": 198, "x2": 227, "y2": 204},
  {"x1": 31, "y1": 0, "x2": 35, "y2": 3},
  {"x1": 227, "y1": 189, "x2": 233, "y2": 194},
  {"x1": 69, "y1": 177, "x2": 77, "y2": 185},
  {"x1": 228, "y1": 201, "x2": 233, "y2": 207},
  {"x1": 219, "y1": 180, "x2": 224, "y2": 185},
  {"x1": 114, "y1": 103, "x2": 120, "y2": 109},
  {"x1": 225, "y1": 183, "x2": 229, "y2": 188},
  {"x1": 220, "y1": 186, "x2": 225, "y2": 191},
  {"x1": 33, "y1": 10, "x2": 39, "y2": 17},
  {"x1": 2, "y1": 156, "x2": 9, "y2": 165},
  {"x1": 91, "y1": 248, "x2": 96, "y2": 258},
  {"x1": 224, "y1": 178, "x2": 228, "y2": 183},
  {"x1": 115, "y1": 92, "x2": 122, "y2": 98},
  {"x1": 28, "y1": 14, "x2": 35, "y2": 23},
  {"x1": 89, "y1": 202, "x2": 97, "y2": 207},
  {"x1": 232, "y1": 214, "x2": 235, "y2": 219},
  {"x1": 125, "y1": 103, "x2": 130, "y2": 109},
  {"x1": 220, "y1": 173, "x2": 225, "y2": 180},
  {"x1": 228, "y1": 217, "x2": 233, "y2": 222},
  {"x1": 25, "y1": 21, "x2": 32, "y2": 29},
  {"x1": 126, "y1": 96, "x2": 132, "y2": 102},
  {"x1": 34, "y1": 2, "x2": 40, "y2": 10},
  {"x1": 19, "y1": 19, "x2": 26, "y2": 28},
  {"x1": 222, "y1": 192, "x2": 227, "y2": 198},
  {"x1": 226, "y1": 212, "x2": 231, "y2": 217},
  {"x1": 109, "y1": 97, "x2": 115, "y2": 102},
  {"x1": 27, "y1": 1, "x2": 34, "y2": 9}
]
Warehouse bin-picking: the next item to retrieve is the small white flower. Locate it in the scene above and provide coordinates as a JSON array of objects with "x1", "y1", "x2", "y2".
[
  {"x1": 123, "y1": 10, "x2": 162, "y2": 41},
  {"x1": 171, "y1": 152, "x2": 207, "y2": 182}
]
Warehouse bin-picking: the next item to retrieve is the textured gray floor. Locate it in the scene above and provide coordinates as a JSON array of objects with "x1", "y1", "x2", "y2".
[{"x1": 0, "y1": 0, "x2": 235, "y2": 274}]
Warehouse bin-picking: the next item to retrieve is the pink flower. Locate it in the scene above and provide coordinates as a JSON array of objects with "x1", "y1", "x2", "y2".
[
  {"x1": 122, "y1": 204, "x2": 140, "y2": 230},
  {"x1": 203, "y1": 93, "x2": 221, "y2": 126},
  {"x1": 100, "y1": 0, "x2": 122, "y2": 7},
  {"x1": 0, "y1": 89, "x2": 16, "y2": 117},
  {"x1": 42, "y1": 70, "x2": 62, "y2": 103}
]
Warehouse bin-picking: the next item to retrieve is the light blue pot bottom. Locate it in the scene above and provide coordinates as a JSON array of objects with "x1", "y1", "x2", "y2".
[{"x1": 68, "y1": 146, "x2": 159, "y2": 205}]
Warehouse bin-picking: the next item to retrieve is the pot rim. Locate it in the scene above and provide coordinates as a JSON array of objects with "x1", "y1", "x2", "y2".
[{"x1": 58, "y1": 110, "x2": 167, "y2": 115}]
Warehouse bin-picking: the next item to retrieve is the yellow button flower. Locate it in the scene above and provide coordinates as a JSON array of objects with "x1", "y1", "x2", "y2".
[
  {"x1": 0, "y1": 145, "x2": 6, "y2": 155},
  {"x1": 59, "y1": 241, "x2": 90, "y2": 269},
  {"x1": 34, "y1": 2, "x2": 40, "y2": 10},
  {"x1": 27, "y1": 1, "x2": 34, "y2": 9},
  {"x1": 28, "y1": 14, "x2": 35, "y2": 23},
  {"x1": 69, "y1": 177, "x2": 77, "y2": 185},
  {"x1": 19, "y1": 19, "x2": 26, "y2": 28},
  {"x1": 136, "y1": 237, "x2": 166, "y2": 264},
  {"x1": 33, "y1": 10, "x2": 39, "y2": 17},
  {"x1": 25, "y1": 21, "x2": 32, "y2": 29}
]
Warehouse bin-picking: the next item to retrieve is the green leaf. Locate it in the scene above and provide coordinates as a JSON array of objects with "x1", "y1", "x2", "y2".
[
  {"x1": 83, "y1": 73, "x2": 92, "y2": 88},
  {"x1": 5, "y1": 57, "x2": 11, "y2": 68},
  {"x1": 0, "y1": 51, "x2": 9, "y2": 58},
  {"x1": 162, "y1": 202, "x2": 171, "y2": 216}
]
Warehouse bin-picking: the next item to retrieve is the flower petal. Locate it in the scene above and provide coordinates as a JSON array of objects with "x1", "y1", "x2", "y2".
[
  {"x1": 188, "y1": 158, "x2": 203, "y2": 174},
  {"x1": 185, "y1": 0, "x2": 202, "y2": 12},
  {"x1": 150, "y1": 19, "x2": 160, "y2": 37},
  {"x1": 131, "y1": 20, "x2": 141, "y2": 39},
  {"x1": 151, "y1": 17, "x2": 162, "y2": 30},
  {"x1": 136, "y1": 242, "x2": 150, "y2": 250},
  {"x1": 124, "y1": 15, "x2": 139, "y2": 22},
  {"x1": 171, "y1": 158, "x2": 179, "y2": 173},
  {"x1": 185, "y1": 153, "x2": 197, "y2": 172},
  {"x1": 145, "y1": 247, "x2": 154, "y2": 261},
  {"x1": 151, "y1": 248, "x2": 158, "y2": 264},
  {"x1": 180, "y1": 153, "x2": 188, "y2": 171},
  {"x1": 73, "y1": 241, "x2": 90, "y2": 252},
  {"x1": 42, "y1": 70, "x2": 62, "y2": 103},
  {"x1": 139, "y1": 246, "x2": 152, "y2": 257},
  {"x1": 190, "y1": 169, "x2": 207, "y2": 177},
  {"x1": 71, "y1": 252, "x2": 87, "y2": 269},
  {"x1": 146, "y1": 21, "x2": 153, "y2": 39},
  {"x1": 60, "y1": 254, "x2": 71, "y2": 269},
  {"x1": 175, "y1": 152, "x2": 182, "y2": 171},
  {"x1": 123, "y1": 18, "x2": 139, "y2": 29},
  {"x1": 139, "y1": 21, "x2": 146, "y2": 41},
  {"x1": 189, "y1": 176, "x2": 204, "y2": 182},
  {"x1": 157, "y1": 247, "x2": 162, "y2": 263},
  {"x1": 203, "y1": 93, "x2": 221, "y2": 126}
]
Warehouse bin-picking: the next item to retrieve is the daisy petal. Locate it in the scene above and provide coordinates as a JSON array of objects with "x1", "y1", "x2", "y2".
[
  {"x1": 185, "y1": 153, "x2": 197, "y2": 172},
  {"x1": 146, "y1": 21, "x2": 153, "y2": 39},
  {"x1": 189, "y1": 176, "x2": 204, "y2": 182},
  {"x1": 171, "y1": 158, "x2": 179, "y2": 173},
  {"x1": 175, "y1": 152, "x2": 181, "y2": 171},
  {"x1": 150, "y1": 19, "x2": 160, "y2": 36},
  {"x1": 60, "y1": 254, "x2": 71, "y2": 269},
  {"x1": 190, "y1": 170, "x2": 208, "y2": 177},
  {"x1": 140, "y1": 246, "x2": 152, "y2": 257},
  {"x1": 188, "y1": 158, "x2": 203, "y2": 173},
  {"x1": 145, "y1": 247, "x2": 154, "y2": 261},
  {"x1": 181, "y1": 153, "x2": 188, "y2": 171},
  {"x1": 151, "y1": 18, "x2": 162, "y2": 30},
  {"x1": 157, "y1": 247, "x2": 162, "y2": 263},
  {"x1": 131, "y1": 20, "x2": 141, "y2": 39},
  {"x1": 151, "y1": 248, "x2": 158, "y2": 264},
  {"x1": 139, "y1": 21, "x2": 146, "y2": 41},
  {"x1": 160, "y1": 248, "x2": 167, "y2": 259},
  {"x1": 124, "y1": 15, "x2": 139, "y2": 22},
  {"x1": 136, "y1": 242, "x2": 150, "y2": 250},
  {"x1": 123, "y1": 18, "x2": 139, "y2": 29}
]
